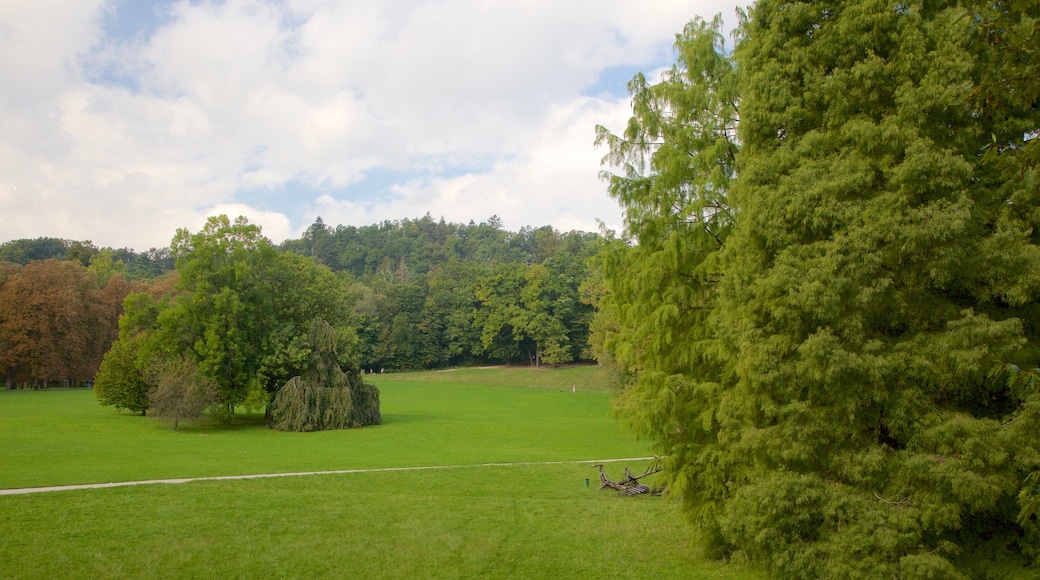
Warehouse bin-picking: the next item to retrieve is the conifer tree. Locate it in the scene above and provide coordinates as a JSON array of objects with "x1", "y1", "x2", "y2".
[
  {"x1": 593, "y1": 11, "x2": 740, "y2": 532},
  {"x1": 598, "y1": 2, "x2": 1040, "y2": 576},
  {"x1": 269, "y1": 318, "x2": 380, "y2": 431}
]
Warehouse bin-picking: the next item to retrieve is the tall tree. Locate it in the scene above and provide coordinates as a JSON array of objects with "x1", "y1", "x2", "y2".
[
  {"x1": 593, "y1": 10, "x2": 739, "y2": 497},
  {"x1": 714, "y1": 1, "x2": 1040, "y2": 575},
  {"x1": 137, "y1": 215, "x2": 353, "y2": 418},
  {"x1": 598, "y1": 2, "x2": 1040, "y2": 577}
]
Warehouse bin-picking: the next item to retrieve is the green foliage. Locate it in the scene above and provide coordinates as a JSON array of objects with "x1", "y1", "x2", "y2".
[
  {"x1": 473, "y1": 261, "x2": 583, "y2": 366},
  {"x1": 283, "y1": 215, "x2": 601, "y2": 370},
  {"x1": 269, "y1": 376, "x2": 353, "y2": 432},
  {"x1": 269, "y1": 319, "x2": 380, "y2": 431},
  {"x1": 593, "y1": 13, "x2": 738, "y2": 444},
  {"x1": 596, "y1": 2, "x2": 1040, "y2": 577},
  {"x1": 145, "y1": 357, "x2": 218, "y2": 430},
  {"x1": 348, "y1": 378, "x2": 382, "y2": 427},
  {"x1": 87, "y1": 248, "x2": 126, "y2": 289},
  {"x1": 0, "y1": 238, "x2": 173, "y2": 279},
  {"x1": 93, "y1": 337, "x2": 150, "y2": 414},
  {"x1": 152, "y1": 216, "x2": 352, "y2": 416}
]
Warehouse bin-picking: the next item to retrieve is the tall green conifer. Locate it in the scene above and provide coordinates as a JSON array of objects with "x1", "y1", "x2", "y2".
[
  {"x1": 593, "y1": 15, "x2": 739, "y2": 475},
  {"x1": 598, "y1": 1, "x2": 1040, "y2": 576}
]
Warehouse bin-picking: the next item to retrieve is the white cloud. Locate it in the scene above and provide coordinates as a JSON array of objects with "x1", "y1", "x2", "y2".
[
  {"x1": 0, "y1": 0, "x2": 744, "y2": 249},
  {"x1": 309, "y1": 95, "x2": 633, "y2": 234}
]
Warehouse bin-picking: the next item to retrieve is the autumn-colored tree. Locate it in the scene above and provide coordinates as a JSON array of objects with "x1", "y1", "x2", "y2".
[
  {"x1": 0, "y1": 260, "x2": 94, "y2": 387},
  {"x1": 0, "y1": 257, "x2": 138, "y2": 389}
]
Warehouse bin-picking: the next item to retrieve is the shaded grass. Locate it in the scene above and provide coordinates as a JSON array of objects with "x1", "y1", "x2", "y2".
[
  {"x1": 0, "y1": 463, "x2": 759, "y2": 579},
  {"x1": 0, "y1": 381, "x2": 644, "y2": 489}
]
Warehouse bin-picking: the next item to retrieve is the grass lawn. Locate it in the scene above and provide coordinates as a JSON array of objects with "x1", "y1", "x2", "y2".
[
  {"x1": 0, "y1": 366, "x2": 762, "y2": 578},
  {"x1": 0, "y1": 464, "x2": 756, "y2": 579},
  {"x1": 0, "y1": 367, "x2": 640, "y2": 489}
]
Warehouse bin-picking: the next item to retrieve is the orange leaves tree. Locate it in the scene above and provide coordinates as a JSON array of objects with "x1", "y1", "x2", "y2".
[{"x1": 0, "y1": 259, "x2": 133, "y2": 389}]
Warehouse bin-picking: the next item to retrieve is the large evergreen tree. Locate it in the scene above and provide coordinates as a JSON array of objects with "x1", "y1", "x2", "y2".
[{"x1": 598, "y1": 2, "x2": 1040, "y2": 577}]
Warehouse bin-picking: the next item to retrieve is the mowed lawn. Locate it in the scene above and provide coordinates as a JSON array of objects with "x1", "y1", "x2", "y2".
[
  {"x1": 0, "y1": 367, "x2": 643, "y2": 489},
  {"x1": 0, "y1": 367, "x2": 762, "y2": 578}
]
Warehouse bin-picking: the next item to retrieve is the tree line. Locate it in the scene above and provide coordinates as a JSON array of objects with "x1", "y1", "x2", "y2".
[
  {"x1": 593, "y1": 1, "x2": 1040, "y2": 577},
  {"x1": 1, "y1": 215, "x2": 601, "y2": 391},
  {"x1": 0, "y1": 237, "x2": 175, "y2": 278},
  {"x1": 285, "y1": 214, "x2": 600, "y2": 370}
]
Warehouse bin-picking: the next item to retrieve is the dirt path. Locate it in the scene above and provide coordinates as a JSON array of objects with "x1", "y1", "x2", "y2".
[{"x1": 0, "y1": 457, "x2": 655, "y2": 496}]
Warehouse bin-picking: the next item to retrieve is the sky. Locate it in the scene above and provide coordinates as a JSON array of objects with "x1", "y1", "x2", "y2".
[{"x1": 1, "y1": 0, "x2": 742, "y2": 250}]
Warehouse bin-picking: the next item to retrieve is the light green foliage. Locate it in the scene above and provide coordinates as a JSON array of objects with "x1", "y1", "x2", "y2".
[
  {"x1": 93, "y1": 337, "x2": 149, "y2": 414},
  {"x1": 597, "y1": 3, "x2": 1040, "y2": 577},
  {"x1": 593, "y1": 14, "x2": 738, "y2": 452},
  {"x1": 163, "y1": 215, "x2": 271, "y2": 410},
  {"x1": 94, "y1": 291, "x2": 167, "y2": 413},
  {"x1": 86, "y1": 248, "x2": 127, "y2": 289}
]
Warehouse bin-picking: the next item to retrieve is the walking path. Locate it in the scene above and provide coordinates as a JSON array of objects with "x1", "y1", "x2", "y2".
[{"x1": 0, "y1": 456, "x2": 655, "y2": 496}]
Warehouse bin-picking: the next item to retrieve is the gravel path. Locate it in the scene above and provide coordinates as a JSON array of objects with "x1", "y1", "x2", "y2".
[{"x1": 0, "y1": 456, "x2": 655, "y2": 496}]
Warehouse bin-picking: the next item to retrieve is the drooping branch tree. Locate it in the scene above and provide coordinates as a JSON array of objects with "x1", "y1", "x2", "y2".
[{"x1": 269, "y1": 318, "x2": 380, "y2": 432}]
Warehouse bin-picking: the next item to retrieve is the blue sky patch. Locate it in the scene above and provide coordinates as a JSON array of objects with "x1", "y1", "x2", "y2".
[
  {"x1": 583, "y1": 64, "x2": 656, "y2": 99},
  {"x1": 101, "y1": 0, "x2": 175, "y2": 42}
]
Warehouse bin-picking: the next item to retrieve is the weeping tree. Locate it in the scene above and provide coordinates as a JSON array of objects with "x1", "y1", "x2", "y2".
[{"x1": 269, "y1": 318, "x2": 381, "y2": 431}]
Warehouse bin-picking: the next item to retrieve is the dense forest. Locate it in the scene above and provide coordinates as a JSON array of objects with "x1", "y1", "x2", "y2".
[
  {"x1": 0, "y1": 214, "x2": 601, "y2": 390},
  {"x1": 283, "y1": 214, "x2": 600, "y2": 371}
]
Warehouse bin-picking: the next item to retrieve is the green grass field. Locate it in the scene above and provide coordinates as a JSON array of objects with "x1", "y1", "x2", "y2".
[{"x1": 0, "y1": 366, "x2": 761, "y2": 578}]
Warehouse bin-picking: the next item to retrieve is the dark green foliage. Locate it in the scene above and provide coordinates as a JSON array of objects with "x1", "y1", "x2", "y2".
[
  {"x1": 269, "y1": 319, "x2": 380, "y2": 431},
  {"x1": 286, "y1": 215, "x2": 603, "y2": 370},
  {"x1": 0, "y1": 238, "x2": 75, "y2": 264},
  {"x1": 348, "y1": 378, "x2": 382, "y2": 427},
  {"x1": 596, "y1": 3, "x2": 1040, "y2": 577},
  {"x1": 269, "y1": 376, "x2": 352, "y2": 432},
  {"x1": 0, "y1": 238, "x2": 174, "y2": 279}
]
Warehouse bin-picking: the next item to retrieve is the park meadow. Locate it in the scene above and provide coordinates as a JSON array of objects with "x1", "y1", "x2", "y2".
[{"x1": 0, "y1": 366, "x2": 760, "y2": 579}]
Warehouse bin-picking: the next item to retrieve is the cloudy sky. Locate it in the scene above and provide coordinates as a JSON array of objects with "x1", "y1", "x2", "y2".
[{"x1": 1, "y1": 0, "x2": 741, "y2": 250}]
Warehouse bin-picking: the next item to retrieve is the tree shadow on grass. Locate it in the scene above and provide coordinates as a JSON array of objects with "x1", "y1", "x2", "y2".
[
  {"x1": 379, "y1": 413, "x2": 436, "y2": 425},
  {"x1": 150, "y1": 412, "x2": 435, "y2": 431}
]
